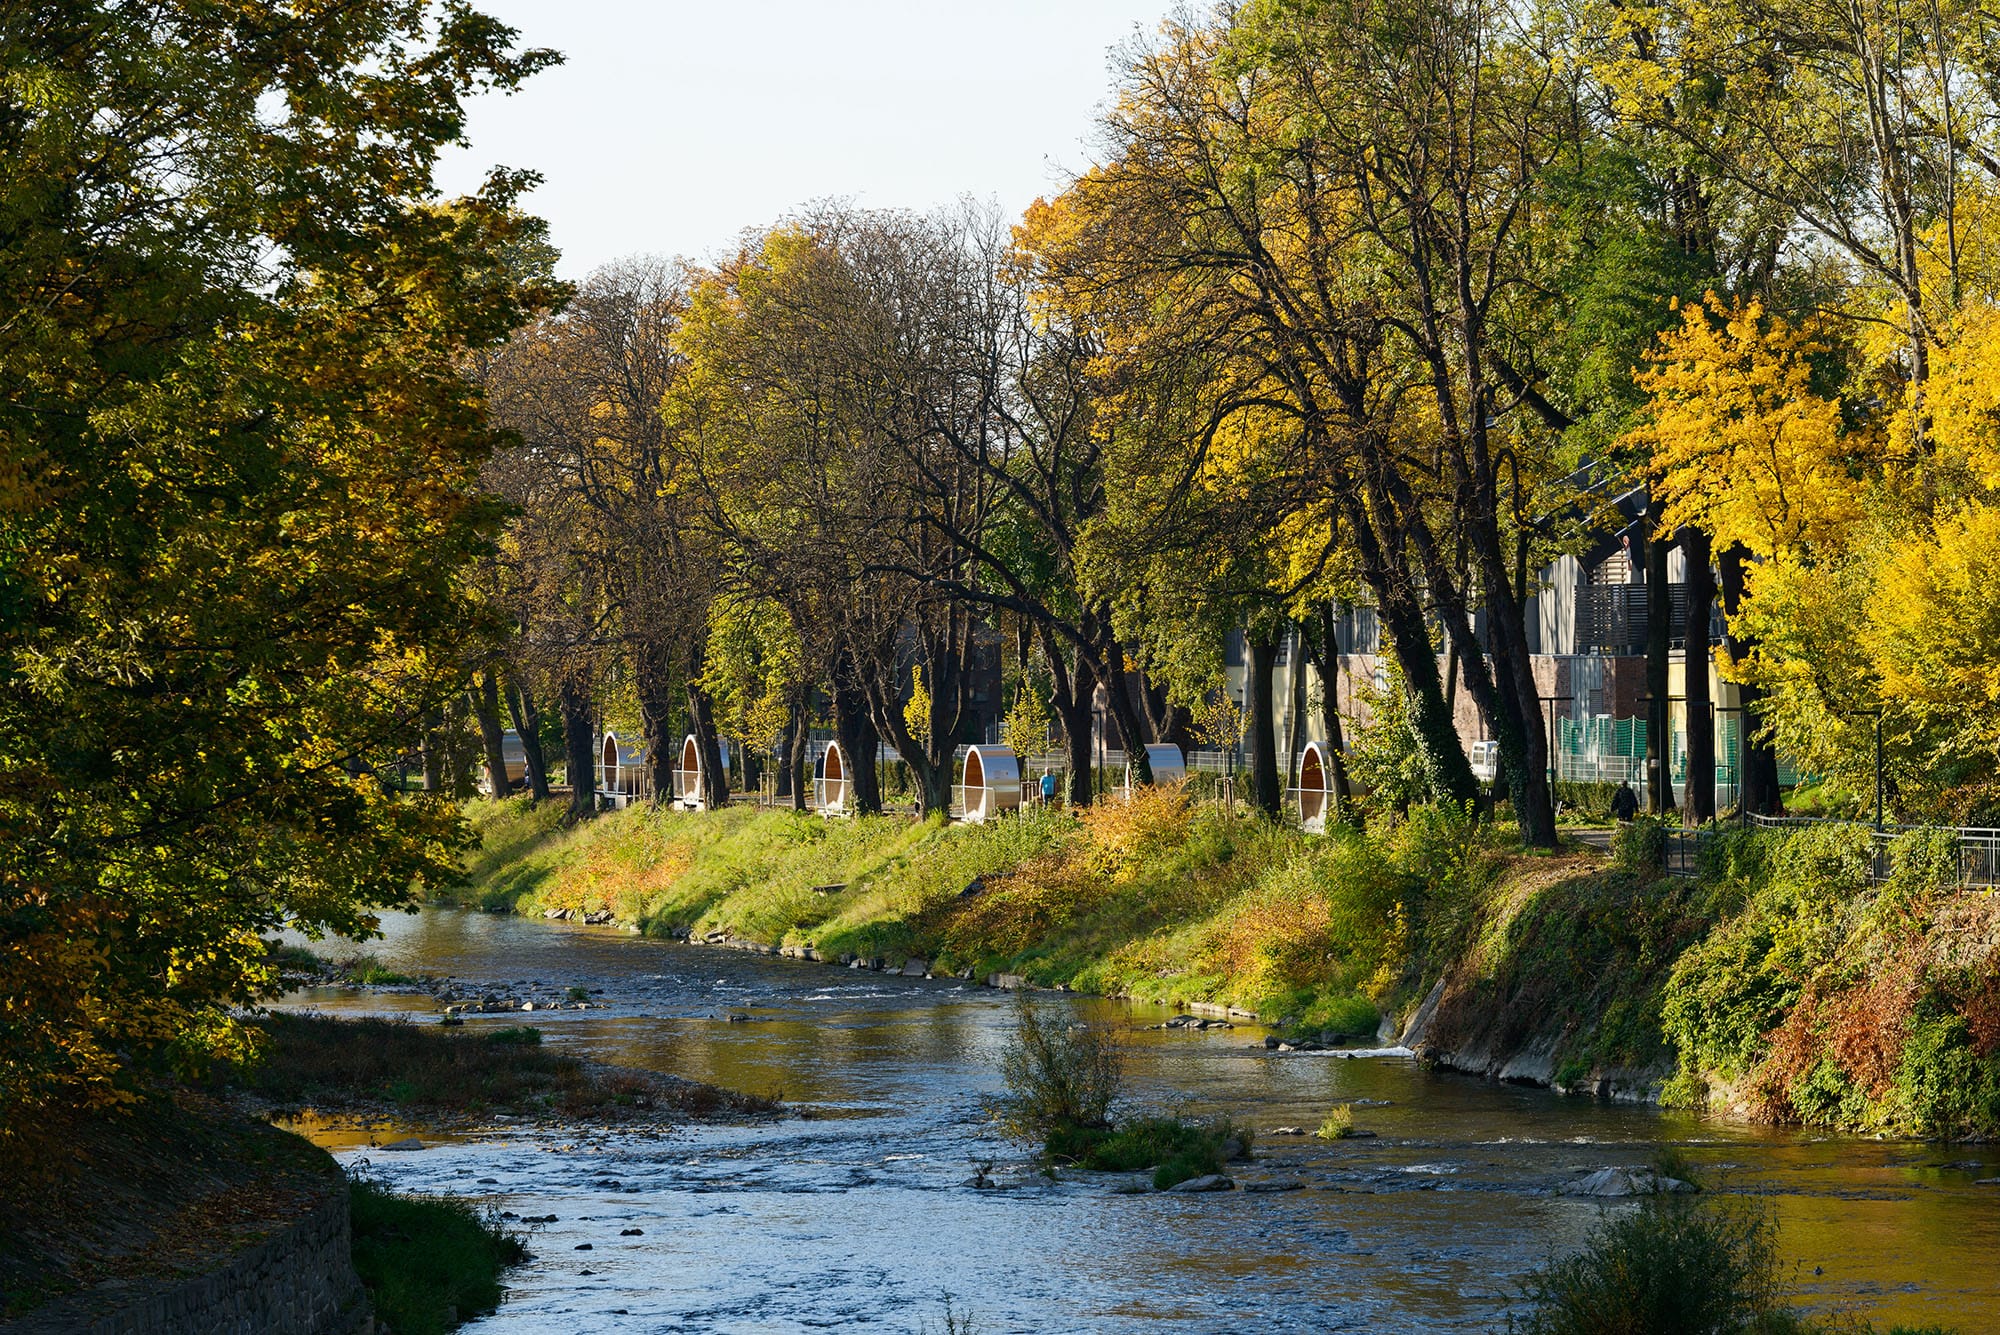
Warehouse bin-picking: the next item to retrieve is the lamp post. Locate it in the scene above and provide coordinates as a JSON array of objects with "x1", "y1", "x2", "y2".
[{"x1": 1544, "y1": 694, "x2": 1573, "y2": 802}]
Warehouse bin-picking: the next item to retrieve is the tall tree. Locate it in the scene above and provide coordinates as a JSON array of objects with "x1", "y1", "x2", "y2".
[{"x1": 0, "y1": 0, "x2": 559, "y2": 1126}]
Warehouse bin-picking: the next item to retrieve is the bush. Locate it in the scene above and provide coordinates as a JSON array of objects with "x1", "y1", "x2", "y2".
[
  {"x1": 1613, "y1": 815, "x2": 1668, "y2": 871},
  {"x1": 1511, "y1": 1191, "x2": 1798, "y2": 1335},
  {"x1": 993, "y1": 998, "x2": 1121, "y2": 1143},
  {"x1": 1047, "y1": 1114, "x2": 1236, "y2": 1189},
  {"x1": 1511, "y1": 1182, "x2": 1958, "y2": 1335},
  {"x1": 349, "y1": 1177, "x2": 526, "y2": 1335}
]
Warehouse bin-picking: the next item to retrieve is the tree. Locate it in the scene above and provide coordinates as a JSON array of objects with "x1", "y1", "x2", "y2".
[{"x1": 0, "y1": 0, "x2": 559, "y2": 1127}]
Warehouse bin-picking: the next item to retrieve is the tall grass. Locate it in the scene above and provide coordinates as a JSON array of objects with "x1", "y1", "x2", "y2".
[{"x1": 348, "y1": 1178, "x2": 526, "y2": 1335}]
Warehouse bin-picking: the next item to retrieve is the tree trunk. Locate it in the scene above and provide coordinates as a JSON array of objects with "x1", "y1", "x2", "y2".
[
  {"x1": 557, "y1": 677, "x2": 596, "y2": 821},
  {"x1": 1644, "y1": 517, "x2": 1676, "y2": 817},
  {"x1": 1309, "y1": 603, "x2": 1354, "y2": 809},
  {"x1": 782, "y1": 692, "x2": 811, "y2": 811},
  {"x1": 1337, "y1": 492, "x2": 1478, "y2": 807},
  {"x1": 1681, "y1": 527, "x2": 1716, "y2": 824},
  {"x1": 471, "y1": 670, "x2": 512, "y2": 799},
  {"x1": 686, "y1": 681, "x2": 731, "y2": 810},
  {"x1": 1044, "y1": 627, "x2": 1096, "y2": 807},
  {"x1": 1089, "y1": 631, "x2": 1154, "y2": 785},
  {"x1": 419, "y1": 713, "x2": 443, "y2": 793},
  {"x1": 635, "y1": 642, "x2": 678, "y2": 806},
  {"x1": 1716, "y1": 544, "x2": 1781, "y2": 816},
  {"x1": 832, "y1": 661, "x2": 882, "y2": 816},
  {"x1": 504, "y1": 675, "x2": 551, "y2": 801},
  {"x1": 1246, "y1": 628, "x2": 1282, "y2": 818}
]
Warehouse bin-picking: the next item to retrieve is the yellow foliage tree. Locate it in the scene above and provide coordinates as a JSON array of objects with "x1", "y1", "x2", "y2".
[
  {"x1": 1863, "y1": 506, "x2": 2000, "y2": 790},
  {"x1": 1633, "y1": 294, "x2": 1865, "y2": 559},
  {"x1": 1921, "y1": 302, "x2": 2000, "y2": 494}
]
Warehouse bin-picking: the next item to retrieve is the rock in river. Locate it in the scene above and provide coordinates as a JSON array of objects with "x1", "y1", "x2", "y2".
[
  {"x1": 1166, "y1": 1174, "x2": 1235, "y2": 1193},
  {"x1": 1561, "y1": 1167, "x2": 1697, "y2": 1197}
]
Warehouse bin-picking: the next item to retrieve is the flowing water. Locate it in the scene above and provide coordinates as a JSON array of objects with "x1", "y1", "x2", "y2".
[{"x1": 285, "y1": 908, "x2": 2000, "y2": 1333}]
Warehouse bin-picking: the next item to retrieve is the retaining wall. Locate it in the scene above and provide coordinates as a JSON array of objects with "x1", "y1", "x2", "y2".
[{"x1": 5, "y1": 1181, "x2": 370, "y2": 1335}]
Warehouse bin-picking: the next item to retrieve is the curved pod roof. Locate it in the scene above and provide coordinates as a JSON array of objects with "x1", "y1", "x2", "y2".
[{"x1": 960, "y1": 745, "x2": 1022, "y2": 824}]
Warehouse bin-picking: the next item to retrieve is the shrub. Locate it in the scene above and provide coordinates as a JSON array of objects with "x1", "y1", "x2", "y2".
[
  {"x1": 342, "y1": 954, "x2": 413, "y2": 986},
  {"x1": 1896, "y1": 1012, "x2": 2000, "y2": 1139},
  {"x1": 348, "y1": 1177, "x2": 526, "y2": 1335},
  {"x1": 993, "y1": 998, "x2": 1121, "y2": 1143},
  {"x1": 1510, "y1": 1192, "x2": 1795, "y2": 1335},
  {"x1": 1613, "y1": 815, "x2": 1668, "y2": 871},
  {"x1": 483, "y1": 1026, "x2": 541, "y2": 1046}
]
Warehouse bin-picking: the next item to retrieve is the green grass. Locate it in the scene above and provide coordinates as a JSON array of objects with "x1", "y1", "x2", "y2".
[
  {"x1": 1045, "y1": 1115, "x2": 1241, "y2": 1189},
  {"x1": 348, "y1": 1178, "x2": 526, "y2": 1335}
]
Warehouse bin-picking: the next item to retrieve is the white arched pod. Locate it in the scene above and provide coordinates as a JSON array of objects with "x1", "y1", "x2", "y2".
[
  {"x1": 960, "y1": 745, "x2": 1022, "y2": 823},
  {"x1": 675, "y1": 734, "x2": 706, "y2": 811},
  {"x1": 1298, "y1": 741, "x2": 1331, "y2": 834},
  {"x1": 819, "y1": 740, "x2": 852, "y2": 814}
]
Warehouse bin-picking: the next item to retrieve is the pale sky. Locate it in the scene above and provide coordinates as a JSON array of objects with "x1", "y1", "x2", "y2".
[{"x1": 434, "y1": 1, "x2": 1169, "y2": 279}]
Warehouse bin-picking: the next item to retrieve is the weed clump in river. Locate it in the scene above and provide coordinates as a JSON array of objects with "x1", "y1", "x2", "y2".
[
  {"x1": 993, "y1": 998, "x2": 1245, "y2": 1189},
  {"x1": 1510, "y1": 1158, "x2": 1957, "y2": 1335}
]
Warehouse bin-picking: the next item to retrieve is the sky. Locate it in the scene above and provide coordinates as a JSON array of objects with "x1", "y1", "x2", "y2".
[{"x1": 433, "y1": 1, "x2": 1171, "y2": 279}]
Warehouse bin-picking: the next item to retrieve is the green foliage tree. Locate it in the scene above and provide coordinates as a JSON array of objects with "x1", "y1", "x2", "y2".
[{"x1": 0, "y1": 1, "x2": 560, "y2": 1129}]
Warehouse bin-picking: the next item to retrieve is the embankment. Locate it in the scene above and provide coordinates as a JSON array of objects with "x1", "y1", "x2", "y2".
[
  {"x1": 452, "y1": 795, "x2": 2000, "y2": 1137},
  {"x1": 0, "y1": 1097, "x2": 369, "y2": 1335}
]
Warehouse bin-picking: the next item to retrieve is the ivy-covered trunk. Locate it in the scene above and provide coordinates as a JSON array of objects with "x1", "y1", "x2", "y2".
[
  {"x1": 1246, "y1": 629, "x2": 1282, "y2": 817},
  {"x1": 1681, "y1": 527, "x2": 1716, "y2": 824}
]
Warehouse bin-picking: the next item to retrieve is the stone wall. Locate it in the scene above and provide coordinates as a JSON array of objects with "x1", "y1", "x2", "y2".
[{"x1": 5, "y1": 1181, "x2": 370, "y2": 1335}]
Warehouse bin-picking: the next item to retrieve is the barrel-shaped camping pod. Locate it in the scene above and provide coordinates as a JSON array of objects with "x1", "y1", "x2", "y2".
[
  {"x1": 481, "y1": 729, "x2": 529, "y2": 796},
  {"x1": 673, "y1": 735, "x2": 708, "y2": 811},
  {"x1": 959, "y1": 745, "x2": 1023, "y2": 823},
  {"x1": 1125, "y1": 743, "x2": 1187, "y2": 792},
  {"x1": 599, "y1": 731, "x2": 648, "y2": 809},
  {"x1": 817, "y1": 740, "x2": 852, "y2": 814},
  {"x1": 1297, "y1": 740, "x2": 1331, "y2": 834}
]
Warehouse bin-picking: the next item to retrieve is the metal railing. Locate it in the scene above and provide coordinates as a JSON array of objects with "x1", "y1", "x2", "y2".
[{"x1": 1653, "y1": 813, "x2": 2000, "y2": 888}]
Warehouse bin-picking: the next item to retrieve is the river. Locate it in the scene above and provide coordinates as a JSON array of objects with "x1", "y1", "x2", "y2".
[{"x1": 282, "y1": 907, "x2": 2000, "y2": 1333}]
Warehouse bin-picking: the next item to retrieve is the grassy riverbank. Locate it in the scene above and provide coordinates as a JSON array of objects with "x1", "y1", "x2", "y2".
[{"x1": 452, "y1": 793, "x2": 2000, "y2": 1137}]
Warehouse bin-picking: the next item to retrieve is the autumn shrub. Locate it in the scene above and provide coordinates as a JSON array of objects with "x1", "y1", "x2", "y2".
[{"x1": 1075, "y1": 782, "x2": 1196, "y2": 876}]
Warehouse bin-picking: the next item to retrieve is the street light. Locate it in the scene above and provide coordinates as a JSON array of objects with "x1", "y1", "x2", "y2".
[{"x1": 1544, "y1": 694, "x2": 1574, "y2": 800}]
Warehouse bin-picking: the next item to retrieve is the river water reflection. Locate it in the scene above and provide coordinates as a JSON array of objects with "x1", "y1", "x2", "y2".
[{"x1": 284, "y1": 908, "x2": 2000, "y2": 1333}]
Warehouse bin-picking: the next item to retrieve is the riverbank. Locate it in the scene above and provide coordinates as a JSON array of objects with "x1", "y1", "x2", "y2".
[{"x1": 449, "y1": 793, "x2": 2000, "y2": 1137}]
